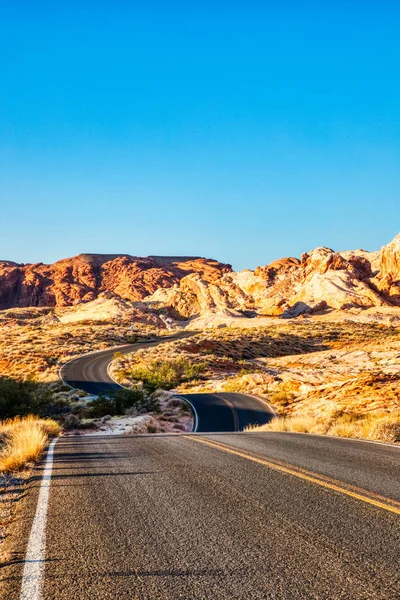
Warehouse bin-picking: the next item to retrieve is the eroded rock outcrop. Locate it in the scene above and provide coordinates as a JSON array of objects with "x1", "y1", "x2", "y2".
[
  {"x1": 374, "y1": 234, "x2": 400, "y2": 305},
  {"x1": 1, "y1": 235, "x2": 400, "y2": 318},
  {"x1": 143, "y1": 235, "x2": 400, "y2": 319},
  {"x1": 0, "y1": 254, "x2": 232, "y2": 309}
]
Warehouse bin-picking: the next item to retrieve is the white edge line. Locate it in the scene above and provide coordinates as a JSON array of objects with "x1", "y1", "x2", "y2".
[
  {"x1": 176, "y1": 396, "x2": 199, "y2": 433},
  {"x1": 19, "y1": 438, "x2": 58, "y2": 600},
  {"x1": 106, "y1": 361, "x2": 125, "y2": 388}
]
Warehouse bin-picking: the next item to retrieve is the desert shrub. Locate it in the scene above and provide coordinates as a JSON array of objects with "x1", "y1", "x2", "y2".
[
  {"x1": 117, "y1": 387, "x2": 160, "y2": 412},
  {"x1": 247, "y1": 415, "x2": 321, "y2": 434},
  {"x1": 285, "y1": 415, "x2": 322, "y2": 433},
  {"x1": 130, "y1": 359, "x2": 206, "y2": 392},
  {"x1": 61, "y1": 414, "x2": 82, "y2": 430},
  {"x1": 0, "y1": 377, "x2": 55, "y2": 419},
  {"x1": 124, "y1": 334, "x2": 140, "y2": 343},
  {"x1": 85, "y1": 396, "x2": 114, "y2": 418},
  {"x1": 223, "y1": 378, "x2": 247, "y2": 393},
  {"x1": 269, "y1": 391, "x2": 295, "y2": 407},
  {"x1": 329, "y1": 411, "x2": 400, "y2": 442},
  {"x1": 237, "y1": 366, "x2": 259, "y2": 375},
  {"x1": 369, "y1": 418, "x2": 400, "y2": 443},
  {"x1": 86, "y1": 388, "x2": 158, "y2": 418}
]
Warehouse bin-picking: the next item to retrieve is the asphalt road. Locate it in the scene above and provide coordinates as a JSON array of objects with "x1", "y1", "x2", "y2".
[
  {"x1": 3, "y1": 432, "x2": 400, "y2": 599},
  {"x1": 59, "y1": 334, "x2": 194, "y2": 396},
  {"x1": 60, "y1": 335, "x2": 274, "y2": 432}
]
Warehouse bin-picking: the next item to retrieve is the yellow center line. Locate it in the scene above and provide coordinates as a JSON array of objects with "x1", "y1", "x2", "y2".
[{"x1": 184, "y1": 435, "x2": 400, "y2": 515}]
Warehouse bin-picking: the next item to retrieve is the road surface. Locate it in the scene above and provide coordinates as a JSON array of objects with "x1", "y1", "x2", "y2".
[
  {"x1": 3, "y1": 432, "x2": 400, "y2": 599},
  {"x1": 59, "y1": 336, "x2": 274, "y2": 432}
]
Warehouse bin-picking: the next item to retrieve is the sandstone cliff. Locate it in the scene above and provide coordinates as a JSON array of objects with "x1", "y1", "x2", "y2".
[
  {"x1": 143, "y1": 234, "x2": 400, "y2": 319},
  {"x1": 1, "y1": 235, "x2": 400, "y2": 319},
  {"x1": 373, "y1": 233, "x2": 400, "y2": 305},
  {"x1": 0, "y1": 254, "x2": 232, "y2": 309}
]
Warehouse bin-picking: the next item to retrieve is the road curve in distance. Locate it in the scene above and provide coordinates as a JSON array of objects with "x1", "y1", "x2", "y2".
[
  {"x1": 60, "y1": 335, "x2": 274, "y2": 432},
  {"x1": 178, "y1": 392, "x2": 274, "y2": 432},
  {"x1": 59, "y1": 333, "x2": 194, "y2": 396}
]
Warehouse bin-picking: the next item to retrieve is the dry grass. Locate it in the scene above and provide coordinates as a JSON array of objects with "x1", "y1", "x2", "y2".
[
  {"x1": 328, "y1": 411, "x2": 400, "y2": 442},
  {"x1": 111, "y1": 324, "x2": 333, "y2": 389},
  {"x1": 0, "y1": 416, "x2": 61, "y2": 473},
  {"x1": 247, "y1": 411, "x2": 400, "y2": 443},
  {"x1": 0, "y1": 306, "x2": 159, "y2": 382},
  {"x1": 111, "y1": 320, "x2": 400, "y2": 423}
]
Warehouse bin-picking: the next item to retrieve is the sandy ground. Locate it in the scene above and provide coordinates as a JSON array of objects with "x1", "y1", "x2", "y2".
[{"x1": 185, "y1": 306, "x2": 400, "y2": 330}]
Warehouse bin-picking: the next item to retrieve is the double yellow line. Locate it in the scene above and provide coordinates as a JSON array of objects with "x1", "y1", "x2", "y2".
[{"x1": 185, "y1": 435, "x2": 400, "y2": 515}]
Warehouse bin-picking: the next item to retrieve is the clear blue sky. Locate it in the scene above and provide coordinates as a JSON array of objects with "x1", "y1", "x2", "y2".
[{"x1": 1, "y1": 1, "x2": 399, "y2": 270}]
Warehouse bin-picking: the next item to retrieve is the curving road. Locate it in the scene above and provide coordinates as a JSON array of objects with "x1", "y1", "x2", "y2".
[
  {"x1": 59, "y1": 334, "x2": 274, "y2": 432},
  {"x1": 4, "y1": 339, "x2": 399, "y2": 599}
]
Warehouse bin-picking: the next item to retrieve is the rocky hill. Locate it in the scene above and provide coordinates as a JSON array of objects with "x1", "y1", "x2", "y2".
[
  {"x1": 0, "y1": 254, "x2": 232, "y2": 309},
  {"x1": 143, "y1": 233, "x2": 400, "y2": 319},
  {"x1": 1, "y1": 234, "x2": 399, "y2": 318}
]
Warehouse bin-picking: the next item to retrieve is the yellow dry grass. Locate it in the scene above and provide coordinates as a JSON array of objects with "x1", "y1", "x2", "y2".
[
  {"x1": 0, "y1": 416, "x2": 61, "y2": 473},
  {"x1": 246, "y1": 411, "x2": 400, "y2": 443},
  {"x1": 0, "y1": 306, "x2": 159, "y2": 382}
]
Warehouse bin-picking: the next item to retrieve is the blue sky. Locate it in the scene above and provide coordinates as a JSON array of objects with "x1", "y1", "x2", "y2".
[{"x1": 1, "y1": 1, "x2": 399, "y2": 270}]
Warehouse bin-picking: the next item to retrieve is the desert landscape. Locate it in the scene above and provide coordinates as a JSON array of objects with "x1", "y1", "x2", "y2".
[
  {"x1": 2, "y1": 5, "x2": 400, "y2": 597},
  {"x1": 0, "y1": 234, "x2": 399, "y2": 443}
]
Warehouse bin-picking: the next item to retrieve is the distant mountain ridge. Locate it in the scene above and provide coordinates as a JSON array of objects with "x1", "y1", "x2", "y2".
[
  {"x1": 0, "y1": 253, "x2": 231, "y2": 309},
  {"x1": 142, "y1": 234, "x2": 400, "y2": 319},
  {"x1": 0, "y1": 235, "x2": 399, "y2": 316}
]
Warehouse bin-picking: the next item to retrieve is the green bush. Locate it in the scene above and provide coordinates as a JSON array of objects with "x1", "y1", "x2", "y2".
[
  {"x1": 130, "y1": 358, "x2": 205, "y2": 392},
  {"x1": 0, "y1": 377, "x2": 55, "y2": 419},
  {"x1": 86, "y1": 396, "x2": 115, "y2": 418},
  {"x1": 86, "y1": 387, "x2": 159, "y2": 418},
  {"x1": 146, "y1": 424, "x2": 158, "y2": 433}
]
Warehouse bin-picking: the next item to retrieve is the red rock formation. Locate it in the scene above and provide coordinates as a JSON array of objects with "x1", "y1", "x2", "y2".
[
  {"x1": 144, "y1": 239, "x2": 400, "y2": 319},
  {"x1": 2, "y1": 235, "x2": 400, "y2": 316},
  {"x1": 0, "y1": 254, "x2": 232, "y2": 309}
]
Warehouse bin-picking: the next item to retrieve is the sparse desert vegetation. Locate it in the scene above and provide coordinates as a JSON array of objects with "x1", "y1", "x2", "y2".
[
  {"x1": 112, "y1": 318, "x2": 400, "y2": 443},
  {"x1": 0, "y1": 305, "x2": 196, "y2": 436},
  {"x1": 246, "y1": 410, "x2": 400, "y2": 443},
  {"x1": 0, "y1": 305, "x2": 160, "y2": 382},
  {"x1": 0, "y1": 376, "x2": 60, "y2": 419},
  {"x1": 0, "y1": 415, "x2": 61, "y2": 561},
  {"x1": 0, "y1": 305, "x2": 168, "y2": 428},
  {"x1": 85, "y1": 387, "x2": 159, "y2": 418},
  {"x1": 111, "y1": 324, "x2": 332, "y2": 388},
  {"x1": 123, "y1": 357, "x2": 206, "y2": 392},
  {"x1": 1, "y1": 296, "x2": 400, "y2": 444}
]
